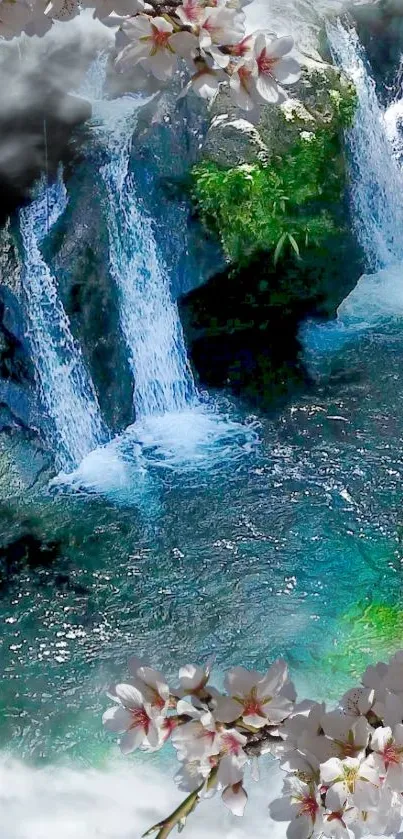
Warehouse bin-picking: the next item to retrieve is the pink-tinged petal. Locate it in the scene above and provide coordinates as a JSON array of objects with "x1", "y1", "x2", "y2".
[
  {"x1": 262, "y1": 696, "x2": 294, "y2": 724},
  {"x1": 115, "y1": 683, "x2": 143, "y2": 709},
  {"x1": 122, "y1": 13, "x2": 151, "y2": 36},
  {"x1": 137, "y1": 666, "x2": 169, "y2": 699},
  {"x1": 229, "y1": 75, "x2": 256, "y2": 112},
  {"x1": 191, "y1": 69, "x2": 221, "y2": 100},
  {"x1": 214, "y1": 696, "x2": 242, "y2": 723},
  {"x1": 102, "y1": 705, "x2": 132, "y2": 733},
  {"x1": 224, "y1": 666, "x2": 261, "y2": 696},
  {"x1": 387, "y1": 762, "x2": 403, "y2": 791},
  {"x1": 255, "y1": 73, "x2": 281, "y2": 104},
  {"x1": 119, "y1": 725, "x2": 146, "y2": 754},
  {"x1": 116, "y1": 41, "x2": 151, "y2": 71},
  {"x1": 269, "y1": 797, "x2": 300, "y2": 822},
  {"x1": 221, "y1": 783, "x2": 248, "y2": 817},
  {"x1": 264, "y1": 35, "x2": 294, "y2": 59},
  {"x1": 179, "y1": 664, "x2": 206, "y2": 692},
  {"x1": 273, "y1": 57, "x2": 301, "y2": 85},
  {"x1": 325, "y1": 781, "x2": 348, "y2": 812},
  {"x1": 148, "y1": 50, "x2": 177, "y2": 81},
  {"x1": 258, "y1": 659, "x2": 289, "y2": 697},
  {"x1": 320, "y1": 757, "x2": 344, "y2": 786},
  {"x1": 152, "y1": 15, "x2": 173, "y2": 33},
  {"x1": 145, "y1": 720, "x2": 161, "y2": 749},
  {"x1": 287, "y1": 814, "x2": 318, "y2": 839},
  {"x1": 242, "y1": 711, "x2": 267, "y2": 729},
  {"x1": 169, "y1": 31, "x2": 198, "y2": 59},
  {"x1": 218, "y1": 754, "x2": 245, "y2": 786},
  {"x1": 371, "y1": 726, "x2": 393, "y2": 753}
]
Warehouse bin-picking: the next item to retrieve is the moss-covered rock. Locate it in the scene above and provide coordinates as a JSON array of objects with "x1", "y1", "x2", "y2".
[
  {"x1": 181, "y1": 62, "x2": 360, "y2": 406},
  {"x1": 191, "y1": 63, "x2": 357, "y2": 266}
]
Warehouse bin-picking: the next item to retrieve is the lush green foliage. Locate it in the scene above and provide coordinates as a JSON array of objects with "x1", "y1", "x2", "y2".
[{"x1": 191, "y1": 85, "x2": 357, "y2": 266}]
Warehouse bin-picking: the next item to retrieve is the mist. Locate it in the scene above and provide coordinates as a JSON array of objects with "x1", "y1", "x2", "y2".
[{"x1": 0, "y1": 13, "x2": 113, "y2": 215}]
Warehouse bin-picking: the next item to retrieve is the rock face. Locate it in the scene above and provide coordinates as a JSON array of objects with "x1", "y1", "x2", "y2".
[
  {"x1": 130, "y1": 84, "x2": 225, "y2": 296},
  {"x1": 181, "y1": 56, "x2": 361, "y2": 405},
  {"x1": 44, "y1": 159, "x2": 135, "y2": 434}
]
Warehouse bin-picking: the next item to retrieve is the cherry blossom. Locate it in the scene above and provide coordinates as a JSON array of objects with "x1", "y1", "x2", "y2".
[
  {"x1": 118, "y1": 15, "x2": 197, "y2": 80},
  {"x1": 171, "y1": 700, "x2": 219, "y2": 761},
  {"x1": 368, "y1": 724, "x2": 403, "y2": 791},
  {"x1": 128, "y1": 656, "x2": 171, "y2": 714},
  {"x1": 229, "y1": 60, "x2": 259, "y2": 112},
  {"x1": 320, "y1": 710, "x2": 373, "y2": 760},
  {"x1": 270, "y1": 776, "x2": 323, "y2": 839},
  {"x1": 214, "y1": 661, "x2": 294, "y2": 728},
  {"x1": 199, "y1": 5, "x2": 245, "y2": 47},
  {"x1": 254, "y1": 34, "x2": 301, "y2": 104},
  {"x1": 320, "y1": 755, "x2": 379, "y2": 811},
  {"x1": 102, "y1": 652, "x2": 403, "y2": 837},
  {"x1": 102, "y1": 683, "x2": 161, "y2": 754}
]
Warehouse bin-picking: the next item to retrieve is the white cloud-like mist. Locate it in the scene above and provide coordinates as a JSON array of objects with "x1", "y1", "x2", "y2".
[{"x1": 0, "y1": 13, "x2": 113, "y2": 186}]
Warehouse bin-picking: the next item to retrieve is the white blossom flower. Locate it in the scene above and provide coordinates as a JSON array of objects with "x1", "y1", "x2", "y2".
[
  {"x1": 199, "y1": 5, "x2": 245, "y2": 46},
  {"x1": 128, "y1": 656, "x2": 170, "y2": 714},
  {"x1": 176, "y1": 0, "x2": 205, "y2": 27},
  {"x1": 320, "y1": 756, "x2": 379, "y2": 812},
  {"x1": 174, "y1": 756, "x2": 213, "y2": 792},
  {"x1": 321, "y1": 807, "x2": 358, "y2": 838},
  {"x1": 254, "y1": 34, "x2": 301, "y2": 104},
  {"x1": 177, "y1": 662, "x2": 211, "y2": 697},
  {"x1": 368, "y1": 724, "x2": 403, "y2": 791},
  {"x1": 270, "y1": 776, "x2": 323, "y2": 839},
  {"x1": 229, "y1": 60, "x2": 259, "y2": 111},
  {"x1": 320, "y1": 710, "x2": 373, "y2": 760},
  {"x1": 171, "y1": 700, "x2": 219, "y2": 761},
  {"x1": 217, "y1": 728, "x2": 248, "y2": 786},
  {"x1": 190, "y1": 63, "x2": 222, "y2": 100},
  {"x1": 214, "y1": 661, "x2": 294, "y2": 728},
  {"x1": 103, "y1": 683, "x2": 161, "y2": 754},
  {"x1": 339, "y1": 687, "x2": 375, "y2": 717},
  {"x1": 118, "y1": 15, "x2": 198, "y2": 80}
]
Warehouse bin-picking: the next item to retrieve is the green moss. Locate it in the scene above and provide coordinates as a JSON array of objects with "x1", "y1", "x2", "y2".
[{"x1": 191, "y1": 80, "x2": 357, "y2": 267}]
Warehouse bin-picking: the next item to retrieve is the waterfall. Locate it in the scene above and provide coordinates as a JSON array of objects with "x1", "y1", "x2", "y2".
[
  {"x1": 20, "y1": 168, "x2": 107, "y2": 469},
  {"x1": 86, "y1": 71, "x2": 196, "y2": 419},
  {"x1": 301, "y1": 23, "x2": 403, "y2": 368},
  {"x1": 327, "y1": 21, "x2": 403, "y2": 271}
]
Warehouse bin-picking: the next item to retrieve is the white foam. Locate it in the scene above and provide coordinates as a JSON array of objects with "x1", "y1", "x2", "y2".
[
  {"x1": 52, "y1": 402, "x2": 260, "y2": 503},
  {"x1": 0, "y1": 755, "x2": 286, "y2": 839}
]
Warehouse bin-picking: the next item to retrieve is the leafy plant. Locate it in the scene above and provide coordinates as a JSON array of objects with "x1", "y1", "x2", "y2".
[{"x1": 191, "y1": 86, "x2": 357, "y2": 267}]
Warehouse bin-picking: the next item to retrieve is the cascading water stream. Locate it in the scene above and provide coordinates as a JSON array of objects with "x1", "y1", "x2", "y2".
[
  {"x1": 85, "y1": 68, "x2": 196, "y2": 419},
  {"x1": 301, "y1": 22, "x2": 403, "y2": 368},
  {"x1": 327, "y1": 20, "x2": 403, "y2": 272},
  {"x1": 20, "y1": 169, "x2": 108, "y2": 470}
]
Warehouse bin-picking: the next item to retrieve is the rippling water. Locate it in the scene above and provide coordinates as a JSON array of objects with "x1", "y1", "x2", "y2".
[{"x1": 2, "y1": 326, "x2": 403, "y2": 775}]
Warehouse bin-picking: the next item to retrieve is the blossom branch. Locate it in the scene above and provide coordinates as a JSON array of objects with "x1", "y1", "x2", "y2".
[
  {"x1": 102, "y1": 653, "x2": 403, "y2": 837},
  {"x1": 142, "y1": 782, "x2": 205, "y2": 839}
]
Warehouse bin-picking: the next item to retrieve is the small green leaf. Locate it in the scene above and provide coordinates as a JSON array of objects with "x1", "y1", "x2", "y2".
[
  {"x1": 274, "y1": 232, "x2": 287, "y2": 265},
  {"x1": 288, "y1": 234, "x2": 300, "y2": 258}
]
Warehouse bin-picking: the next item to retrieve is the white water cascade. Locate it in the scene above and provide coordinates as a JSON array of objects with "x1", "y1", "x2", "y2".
[
  {"x1": 328, "y1": 20, "x2": 403, "y2": 272},
  {"x1": 87, "y1": 74, "x2": 196, "y2": 419},
  {"x1": 302, "y1": 22, "x2": 403, "y2": 365},
  {"x1": 20, "y1": 169, "x2": 108, "y2": 469}
]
